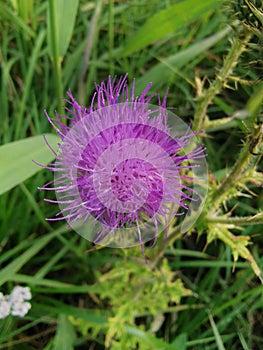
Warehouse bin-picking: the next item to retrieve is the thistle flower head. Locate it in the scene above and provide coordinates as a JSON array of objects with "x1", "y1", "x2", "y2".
[{"x1": 39, "y1": 75, "x2": 207, "y2": 254}]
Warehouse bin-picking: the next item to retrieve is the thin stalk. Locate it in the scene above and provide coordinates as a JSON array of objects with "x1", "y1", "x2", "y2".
[{"x1": 193, "y1": 33, "x2": 251, "y2": 131}]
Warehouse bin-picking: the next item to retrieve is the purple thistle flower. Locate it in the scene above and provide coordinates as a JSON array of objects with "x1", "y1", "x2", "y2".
[{"x1": 38, "y1": 75, "x2": 207, "y2": 257}]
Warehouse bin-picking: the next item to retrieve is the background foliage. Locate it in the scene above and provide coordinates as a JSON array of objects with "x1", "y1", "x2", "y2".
[{"x1": 0, "y1": 0, "x2": 262, "y2": 349}]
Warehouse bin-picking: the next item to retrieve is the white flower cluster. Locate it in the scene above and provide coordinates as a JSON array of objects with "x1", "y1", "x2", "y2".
[{"x1": 0, "y1": 286, "x2": 32, "y2": 319}]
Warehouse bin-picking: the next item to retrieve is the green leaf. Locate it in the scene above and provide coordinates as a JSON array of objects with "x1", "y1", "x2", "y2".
[
  {"x1": 48, "y1": 0, "x2": 79, "y2": 59},
  {"x1": 122, "y1": 0, "x2": 221, "y2": 56},
  {"x1": 171, "y1": 333, "x2": 188, "y2": 350},
  {"x1": 0, "y1": 134, "x2": 59, "y2": 196},
  {"x1": 125, "y1": 325, "x2": 178, "y2": 350},
  {"x1": 53, "y1": 314, "x2": 76, "y2": 350},
  {"x1": 135, "y1": 27, "x2": 231, "y2": 94},
  {"x1": 57, "y1": 0, "x2": 79, "y2": 58}
]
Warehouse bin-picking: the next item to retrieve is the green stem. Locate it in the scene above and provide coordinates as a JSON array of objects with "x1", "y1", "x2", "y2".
[
  {"x1": 209, "y1": 124, "x2": 262, "y2": 211},
  {"x1": 193, "y1": 33, "x2": 251, "y2": 131},
  {"x1": 246, "y1": 82, "x2": 263, "y2": 124},
  {"x1": 48, "y1": 0, "x2": 63, "y2": 114},
  {"x1": 206, "y1": 214, "x2": 263, "y2": 226},
  {"x1": 150, "y1": 223, "x2": 182, "y2": 267}
]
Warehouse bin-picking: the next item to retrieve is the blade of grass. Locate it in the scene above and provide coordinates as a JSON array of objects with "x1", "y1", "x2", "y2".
[
  {"x1": 135, "y1": 27, "x2": 231, "y2": 94},
  {"x1": 122, "y1": 0, "x2": 221, "y2": 56},
  {"x1": 0, "y1": 239, "x2": 31, "y2": 265},
  {"x1": 0, "y1": 2, "x2": 34, "y2": 37},
  {"x1": 208, "y1": 311, "x2": 226, "y2": 350},
  {"x1": 47, "y1": 0, "x2": 79, "y2": 112},
  {"x1": 14, "y1": 30, "x2": 45, "y2": 139},
  {"x1": 56, "y1": 0, "x2": 79, "y2": 59},
  {"x1": 34, "y1": 302, "x2": 108, "y2": 325},
  {"x1": 19, "y1": 183, "x2": 52, "y2": 231},
  {"x1": 108, "y1": 0, "x2": 114, "y2": 76},
  {"x1": 53, "y1": 314, "x2": 76, "y2": 350},
  {"x1": 47, "y1": 0, "x2": 62, "y2": 112},
  {"x1": 0, "y1": 134, "x2": 59, "y2": 195},
  {"x1": 0, "y1": 226, "x2": 67, "y2": 286},
  {"x1": 13, "y1": 274, "x2": 96, "y2": 292},
  {"x1": 16, "y1": 0, "x2": 35, "y2": 31},
  {"x1": 78, "y1": 0, "x2": 103, "y2": 103}
]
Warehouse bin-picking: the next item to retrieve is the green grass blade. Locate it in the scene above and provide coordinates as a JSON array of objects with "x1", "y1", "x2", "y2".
[
  {"x1": 56, "y1": 0, "x2": 79, "y2": 59},
  {"x1": 0, "y1": 2, "x2": 34, "y2": 37},
  {"x1": 0, "y1": 227, "x2": 66, "y2": 287},
  {"x1": 12, "y1": 274, "x2": 95, "y2": 292},
  {"x1": 122, "y1": 0, "x2": 220, "y2": 56},
  {"x1": 135, "y1": 27, "x2": 231, "y2": 94},
  {"x1": 171, "y1": 333, "x2": 187, "y2": 349},
  {"x1": 47, "y1": 0, "x2": 79, "y2": 61},
  {"x1": 35, "y1": 302, "x2": 109, "y2": 325},
  {"x1": 208, "y1": 311, "x2": 226, "y2": 350},
  {"x1": 14, "y1": 30, "x2": 46, "y2": 139},
  {"x1": 53, "y1": 314, "x2": 76, "y2": 350},
  {"x1": 16, "y1": 0, "x2": 34, "y2": 27},
  {"x1": 0, "y1": 134, "x2": 59, "y2": 195}
]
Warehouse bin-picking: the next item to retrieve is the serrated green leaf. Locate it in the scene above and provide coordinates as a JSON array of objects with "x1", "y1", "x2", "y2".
[
  {"x1": 0, "y1": 134, "x2": 59, "y2": 195},
  {"x1": 122, "y1": 0, "x2": 221, "y2": 56}
]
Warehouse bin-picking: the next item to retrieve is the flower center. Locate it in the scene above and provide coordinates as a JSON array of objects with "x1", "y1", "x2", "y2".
[
  {"x1": 75, "y1": 122, "x2": 178, "y2": 228},
  {"x1": 111, "y1": 159, "x2": 163, "y2": 205}
]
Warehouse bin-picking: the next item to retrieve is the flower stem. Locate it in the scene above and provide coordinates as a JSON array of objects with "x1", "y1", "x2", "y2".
[{"x1": 193, "y1": 33, "x2": 251, "y2": 131}]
